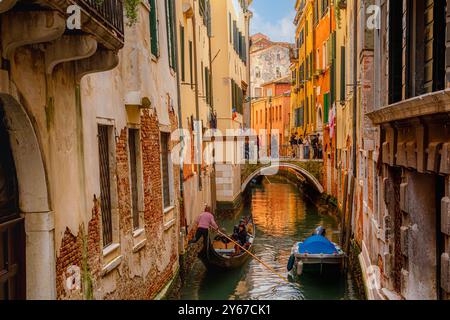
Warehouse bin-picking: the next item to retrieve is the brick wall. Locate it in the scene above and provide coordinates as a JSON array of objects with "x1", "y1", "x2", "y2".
[{"x1": 56, "y1": 108, "x2": 180, "y2": 300}]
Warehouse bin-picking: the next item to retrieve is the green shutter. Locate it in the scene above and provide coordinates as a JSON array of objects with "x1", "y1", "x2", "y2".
[
  {"x1": 180, "y1": 26, "x2": 185, "y2": 81},
  {"x1": 165, "y1": 0, "x2": 176, "y2": 70},
  {"x1": 324, "y1": 93, "x2": 330, "y2": 124},
  {"x1": 149, "y1": 0, "x2": 159, "y2": 57},
  {"x1": 340, "y1": 46, "x2": 346, "y2": 102},
  {"x1": 229, "y1": 14, "x2": 232, "y2": 43}
]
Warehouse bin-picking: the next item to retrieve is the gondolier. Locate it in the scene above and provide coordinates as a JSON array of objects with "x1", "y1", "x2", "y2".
[{"x1": 189, "y1": 205, "x2": 219, "y2": 249}]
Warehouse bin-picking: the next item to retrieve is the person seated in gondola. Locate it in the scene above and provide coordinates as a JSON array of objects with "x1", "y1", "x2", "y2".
[{"x1": 233, "y1": 223, "x2": 250, "y2": 255}]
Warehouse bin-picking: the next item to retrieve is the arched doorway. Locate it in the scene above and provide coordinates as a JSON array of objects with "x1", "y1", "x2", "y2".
[
  {"x1": 0, "y1": 92, "x2": 53, "y2": 300},
  {"x1": 0, "y1": 102, "x2": 25, "y2": 300}
]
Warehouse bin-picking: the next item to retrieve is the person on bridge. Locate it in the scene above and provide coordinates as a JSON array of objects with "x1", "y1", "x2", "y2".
[{"x1": 189, "y1": 205, "x2": 219, "y2": 249}]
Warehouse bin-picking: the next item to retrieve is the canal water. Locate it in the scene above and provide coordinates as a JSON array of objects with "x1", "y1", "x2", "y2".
[{"x1": 180, "y1": 179, "x2": 361, "y2": 300}]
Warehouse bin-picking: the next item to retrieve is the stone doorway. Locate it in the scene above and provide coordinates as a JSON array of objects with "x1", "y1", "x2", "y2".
[{"x1": 0, "y1": 102, "x2": 25, "y2": 300}]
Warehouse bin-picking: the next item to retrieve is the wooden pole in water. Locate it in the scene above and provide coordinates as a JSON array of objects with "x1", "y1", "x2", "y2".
[{"x1": 214, "y1": 229, "x2": 290, "y2": 284}]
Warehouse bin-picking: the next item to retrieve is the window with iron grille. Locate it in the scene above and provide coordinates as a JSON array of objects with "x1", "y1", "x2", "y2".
[
  {"x1": 98, "y1": 125, "x2": 113, "y2": 247},
  {"x1": 149, "y1": 0, "x2": 159, "y2": 57},
  {"x1": 161, "y1": 132, "x2": 171, "y2": 209},
  {"x1": 128, "y1": 129, "x2": 140, "y2": 230}
]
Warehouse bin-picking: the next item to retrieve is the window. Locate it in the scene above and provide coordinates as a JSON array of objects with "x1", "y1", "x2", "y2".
[
  {"x1": 388, "y1": 0, "x2": 403, "y2": 103},
  {"x1": 254, "y1": 87, "x2": 262, "y2": 97},
  {"x1": 180, "y1": 25, "x2": 185, "y2": 81},
  {"x1": 255, "y1": 66, "x2": 261, "y2": 78},
  {"x1": 316, "y1": 48, "x2": 320, "y2": 71},
  {"x1": 189, "y1": 41, "x2": 193, "y2": 89},
  {"x1": 266, "y1": 88, "x2": 273, "y2": 97},
  {"x1": 276, "y1": 67, "x2": 281, "y2": 78},
  {"x1": 314, "y1": 0, "x2": 319, "y2": 24},
  {"x1": 299, "y1": 63, "x2": 304, "y2": 82},
  {"x1": 229, "y1": 13, "x2": 232, "y2": 43},
  {"x1": 205, "y1": 67, "x2": 211, "y2": 105},
  {"x1": 149, "y1": 0, "x2": 159, "y2": 58},
  {"x1": 277, "y1": 53, "x2": 281, "y2": 61},
  {"x1": 322, "y1": 42, "x2": 327, "y2": 69},
  {"x1": 128, "y1": 129, "x2": 141, "y2": 230},
  {"x1": 98, "y1": 125, "x2": 114, "y2": 247},
  {"x1": 306, "y1": 57, "x2": 309, "y2": 79},
  {"x1": 165, "y1": 0, "x2": 176, "y2": 70},
  {"x1": 161, "y1": 132, "x2": 172, "y2": 209},
  {"x1": 295, "y1": 107, "x2": 304, "y2": 127},
  {"x1": 321, "y1": 0, "x2": 328, "y2": 17}
]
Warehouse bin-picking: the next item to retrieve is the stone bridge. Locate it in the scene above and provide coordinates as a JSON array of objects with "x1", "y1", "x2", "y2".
[{"x1": 240, "y1": 159, "x2": 324, "y2": 193}]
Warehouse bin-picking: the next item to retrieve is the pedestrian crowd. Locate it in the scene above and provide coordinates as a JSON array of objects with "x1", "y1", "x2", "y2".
[{"x1": 289, "y1": 132, "x2": 323, "y2": 160}]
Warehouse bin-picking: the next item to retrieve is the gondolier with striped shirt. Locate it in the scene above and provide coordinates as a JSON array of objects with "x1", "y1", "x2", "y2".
[{"x1": 189, "y1": 205, "x2": 219, "y2": 249}]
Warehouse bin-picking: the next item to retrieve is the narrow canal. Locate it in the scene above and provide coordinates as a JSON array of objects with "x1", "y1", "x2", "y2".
[{"x1": 180, "y1": 179, "x2": 361, "y2": 300}]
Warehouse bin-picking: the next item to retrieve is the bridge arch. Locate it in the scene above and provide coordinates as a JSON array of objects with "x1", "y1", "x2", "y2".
[{"x1": 241, "y1": 163, "x2": 324, "y2": 194}]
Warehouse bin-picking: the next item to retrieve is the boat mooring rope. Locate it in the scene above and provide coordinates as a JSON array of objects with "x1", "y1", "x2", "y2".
[{"x1": 214, "y1": 229, "x2": 291, "y2": 285}]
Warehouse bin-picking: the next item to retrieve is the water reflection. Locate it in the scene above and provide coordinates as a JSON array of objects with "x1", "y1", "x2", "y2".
[{"x1": 180, "y1": 180, "x2": 359, "y2": 300}]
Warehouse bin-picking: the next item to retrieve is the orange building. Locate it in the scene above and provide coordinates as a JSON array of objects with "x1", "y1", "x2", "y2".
[
  {"x1": 251, "y1": 78, "x2": 291, "y2": 156},
  {"x1": 313, "y1": 0, "x2": 336, "y2": 194}
]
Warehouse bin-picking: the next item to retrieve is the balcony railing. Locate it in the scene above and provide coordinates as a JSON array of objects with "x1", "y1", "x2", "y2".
[{"x1": 78, "y1": 0, "x2": 124, "y2": 40}]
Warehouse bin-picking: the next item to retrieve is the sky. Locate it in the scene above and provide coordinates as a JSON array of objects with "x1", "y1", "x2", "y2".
[{"x1": 249, "y1": 0, "x2": 296, "y2": 43}]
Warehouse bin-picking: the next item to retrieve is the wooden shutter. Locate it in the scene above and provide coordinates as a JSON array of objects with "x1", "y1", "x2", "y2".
[
  {"x1": 180, "y1": 26, "x2": 185, "y2": 82},
  {"x1": 149, "y1": 0, "x2": 159, "y2": 57},
  {"x1": 323, "y1": 93, "x2": 330, "y2": 124},
  {"x1": 165, "y1": 0, "x2": 176, "y2": 70},
  {"x1": 340, "y1": 46, "x2": 346, "y2": 102}
]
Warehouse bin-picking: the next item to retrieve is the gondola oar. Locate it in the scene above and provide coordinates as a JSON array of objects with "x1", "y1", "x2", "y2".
[{"x1": 214, "y1": 228, "x2": 290, "y2": 284}]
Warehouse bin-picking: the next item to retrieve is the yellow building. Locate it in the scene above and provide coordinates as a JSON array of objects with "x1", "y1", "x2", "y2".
[
  {"x1": 176, "y1": 0, "x2": 216, "y2": 236},
  {"x1": 209, "y1": 0, "x2": 252, "y2": 207},
  {"x1": 291, "y1": 0, "x2": 315, "y2": 138}
]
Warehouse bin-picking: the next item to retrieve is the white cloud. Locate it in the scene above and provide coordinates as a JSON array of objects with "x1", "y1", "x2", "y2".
[{"x1": 250, "y1": 9, "x2": 296, "y2": 43}]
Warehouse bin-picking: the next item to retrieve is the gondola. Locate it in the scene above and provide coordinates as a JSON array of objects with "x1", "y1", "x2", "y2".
[{"x1": 199, "y1": 217, "x2": 255, "y2": 269}]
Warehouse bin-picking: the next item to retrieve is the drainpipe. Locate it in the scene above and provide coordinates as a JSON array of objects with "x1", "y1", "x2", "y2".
[
  {"x1": 352, "y1": 0, "x2": 357, "y2": 179},
  {"x1": 345, "y1": 0, "x2": 358, "y2": 256},
  {"x1": 172, "y1": 0, "x2": 187, "y2": 238},
  {"x1": 192, "y1": 1, "x2": 202, "y2": 189},
  {"x1": 207, "y1": 3, "x2": 217, "y2": 213}
]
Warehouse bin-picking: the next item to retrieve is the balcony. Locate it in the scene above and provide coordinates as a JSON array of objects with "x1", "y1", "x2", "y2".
[
  {"x1": 29, "y1": 0, "x2": 124, "y2": 50},
  {"x1": 1, "y1": 0, "x2": 123, "y2": 78}
]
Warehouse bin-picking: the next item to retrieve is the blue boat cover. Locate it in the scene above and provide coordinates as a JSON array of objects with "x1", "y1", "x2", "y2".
[{"x1": 298, "y1": 235, "x2": 338, "y2": 254}]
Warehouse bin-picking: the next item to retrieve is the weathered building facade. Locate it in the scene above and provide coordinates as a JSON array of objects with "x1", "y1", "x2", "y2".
[
  {"x1": 250, "y1": 78, "x2": 291, "y2": 157},
  {"x1": 210, "y1": 0, "x2": 252, "y2": 209},
  {"x1": 0, "y1": 0, "x2": 181, "y2": 300},
  {"x1": 329, "y1": 0, "x2": 450, "y2": 300},
  {"x1": 363, "y1": 0, "x2": 450, "y2": 300},
  {"x1": 250, "y1": 33, "x2": 292, "y2": 99},
  {"x1": 175, "y1": 0, "x2": 215, "y2": 248}
]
